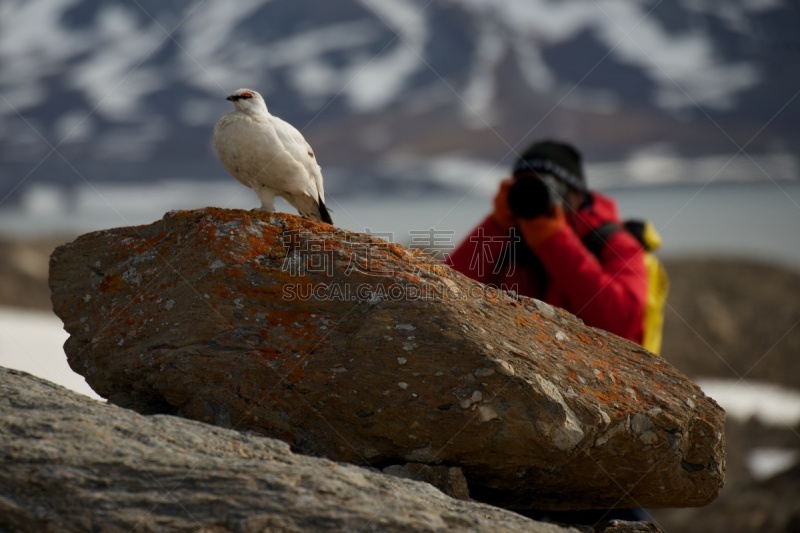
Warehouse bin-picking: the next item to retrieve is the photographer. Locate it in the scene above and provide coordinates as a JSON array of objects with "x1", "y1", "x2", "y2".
[{"x1": 446, "y1": 140, "x2": 648, "y2": 346}]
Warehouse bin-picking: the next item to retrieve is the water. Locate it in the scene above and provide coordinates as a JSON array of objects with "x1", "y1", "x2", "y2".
[
  {"x1": 1, "y1": 179, "x2": 799, "y2": 270},
  {"x1": 331, "y1": 181, "x2": 800, "y2": 270},
  {"x1": 608, "y1": 181, "x2": 800, "y2": 269}
]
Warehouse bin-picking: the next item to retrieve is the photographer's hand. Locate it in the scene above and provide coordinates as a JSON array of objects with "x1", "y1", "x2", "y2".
[
  {"x1": 518, "y1": 204, "x2": 567, "y2": 249},
  {"x1": 492, "y1": 178, "x2": 515, "y2": 230}
]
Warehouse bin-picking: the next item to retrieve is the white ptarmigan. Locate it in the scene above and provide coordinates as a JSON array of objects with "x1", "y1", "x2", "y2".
[{"x1": 214, "y1": 88, "x2": 333, "y2": 224}]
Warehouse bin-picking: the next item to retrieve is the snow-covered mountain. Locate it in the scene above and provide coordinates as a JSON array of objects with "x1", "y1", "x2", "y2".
[{"x1": 1, "y1": 0, "x2": 798, "y2": 203}]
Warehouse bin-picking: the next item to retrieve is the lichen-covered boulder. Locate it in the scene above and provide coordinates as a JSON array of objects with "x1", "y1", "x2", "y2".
[{"x1": 49, "y1": 208, "x2": 725, "y2": 510}]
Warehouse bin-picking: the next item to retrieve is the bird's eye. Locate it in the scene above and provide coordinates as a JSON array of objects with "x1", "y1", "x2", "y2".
[{"x1": 240, "y1": 92, "x2": 253, "y2": 99}]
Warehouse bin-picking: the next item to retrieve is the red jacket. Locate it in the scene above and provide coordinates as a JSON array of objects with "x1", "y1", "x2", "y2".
[{"x1": 446, "y1": 192, "x2": 647, "y2": 344}]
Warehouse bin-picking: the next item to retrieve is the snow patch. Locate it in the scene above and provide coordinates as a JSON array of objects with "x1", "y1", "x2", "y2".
[
  {"x1": 0, "y1": 306, "x2": 101, "y2": 400},
  {"x1": 747, "y1": 447, "x2": 800, "y2": 481},
  {"x1": 697, "y1": 379, "x2": 800, "y2": 427}
]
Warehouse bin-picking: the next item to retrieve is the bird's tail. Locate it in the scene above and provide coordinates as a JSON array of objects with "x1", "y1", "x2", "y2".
[{"x1": 318, "y1": 196, "x2": 333, "y2": 225}]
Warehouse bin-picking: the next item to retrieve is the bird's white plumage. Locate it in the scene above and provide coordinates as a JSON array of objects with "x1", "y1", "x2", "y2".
[{"x1": 213, "y1": 88, "x2": 331, "y2": 223}]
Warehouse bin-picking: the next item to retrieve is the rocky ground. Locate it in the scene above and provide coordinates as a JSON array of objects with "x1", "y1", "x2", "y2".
[
  {"x1": 2, "y1": 235, "x2": 799, "y2": 532},
  {"x1": 650, "y1": 258, "x2": 800, "y2": 533},
  {"x1": 0, "y1": 236, "x2": 63, "y2": 310}
]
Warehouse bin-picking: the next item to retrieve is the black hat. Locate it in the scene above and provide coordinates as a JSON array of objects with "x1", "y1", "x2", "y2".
[{"x1": 512, "y1": 140, "x2": 586, "y2": 193}]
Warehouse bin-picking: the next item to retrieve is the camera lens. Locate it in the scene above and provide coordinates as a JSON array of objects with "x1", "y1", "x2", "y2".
[{"x1": 508, "y1": 177, "x2": 551, "y2": 219}]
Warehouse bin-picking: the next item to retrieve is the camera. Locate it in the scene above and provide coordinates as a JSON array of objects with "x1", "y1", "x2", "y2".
[{"x1": 507, "y1": 173, "x2": 568, "y2": 219}]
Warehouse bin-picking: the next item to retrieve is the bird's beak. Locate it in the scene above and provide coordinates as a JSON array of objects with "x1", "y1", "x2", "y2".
[{"x1": 226, "y1": 95, "x2": 238, "y2": 102}]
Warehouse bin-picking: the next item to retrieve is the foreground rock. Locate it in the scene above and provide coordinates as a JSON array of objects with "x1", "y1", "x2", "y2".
[
  {"x1": 0, "y1": 367, "x2": 573, "y2": 533},
  {"x1": 49, "y1": 208, "x2": 725, "y2": 510},
  {"x1": 652, "y1": 415, "x2": 800, "y2": 533}
]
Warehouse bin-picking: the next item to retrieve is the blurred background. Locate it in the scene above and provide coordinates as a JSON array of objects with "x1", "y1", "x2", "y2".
[
  {"x1": 1, "y1": 1, "x2": 800, "y2": 531},
  {"x1": 1, "y1": 0, "x2": 799, "y2": 252}
]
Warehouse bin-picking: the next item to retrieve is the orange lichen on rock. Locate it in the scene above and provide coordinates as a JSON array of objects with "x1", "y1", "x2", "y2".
[
  {"x1": 49, "y1": 206, "x2": 726, "y2": 512},
  {"x1": 99, "y1": 273, "x2": 123, "y2": 293}
]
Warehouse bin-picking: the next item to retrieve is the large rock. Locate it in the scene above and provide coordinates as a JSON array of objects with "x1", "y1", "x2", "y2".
[
  {"x1": 0, "y1": 367, "x2": 574, "y2": 532},
  {"x1": 49, "y1": 208, "x2": 725, "y2": 510}
]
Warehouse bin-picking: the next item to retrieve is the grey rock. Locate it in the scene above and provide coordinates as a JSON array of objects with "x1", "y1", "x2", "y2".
[
  {"x1": 382, "y1": 463, "x2": 471, "y2": 501},
  {"x1": 0, "y1": 366, "x2": 578, "y2": 533}
]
